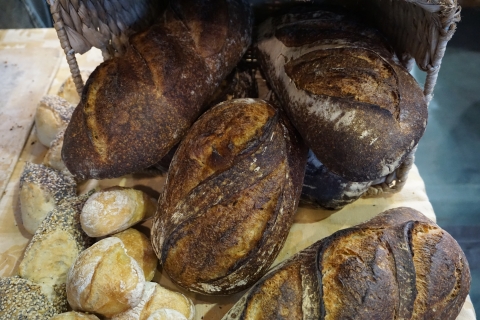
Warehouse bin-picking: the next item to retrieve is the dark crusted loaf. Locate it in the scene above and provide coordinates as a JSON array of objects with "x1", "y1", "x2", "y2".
[
  {"x1": 151, "y1": 98, "x2": 307, "y2": 295},
  {"x1": 257, "y1": 9, "x2": 428, "y2": 182},
  {"x1": 223, "y1": 207, "x2": 471, "y2": 320},
  {"x1": 62, "y1": 0, "x2": 252, "y2": 180}
]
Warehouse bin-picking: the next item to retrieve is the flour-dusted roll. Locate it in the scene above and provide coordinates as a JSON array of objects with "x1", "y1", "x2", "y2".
[
  {"x1": 62, "y1": 0, "x2": 253, "y2": 180},
  {"x1": 19, "y1": 162, "x2": 77, "y2": 234},
  {"x1": 112, "y1": 282, "x2": 194, "y2": 320},
  {"x1": 257, "y1": 9, "x2": 428, "y2": 182},
  {"x1": 80, "y1": 186, "x2": 157, "y2": 237},
  {"x1": 223, "y1": 207, "x2": 471, "y2": 320},
  {"x1": 112, "y1": 228, "x2": 158, "y2": 282},
  {"x1": 151, "y1": 98, "x2": 308, "y2": 295},
  {"x1": 146, "y1": 309, "x2": 188, "y2": 320},
  {"x1": 66, "y1": 237, "x2": 145, "y2": 318},
  {"x1": 35, "y1": 95, "x2": 75, "y2": 147},
  {"x1": 0, "y1": 276, "x2": 68, "y2": 319}
]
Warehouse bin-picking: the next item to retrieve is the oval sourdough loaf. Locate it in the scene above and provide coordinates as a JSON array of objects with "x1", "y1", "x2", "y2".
[
  {"x1": 257, "y1": 9, "x2": 428, "y2": 182},
  {"x1": 151, "y1": 98, "x2": 308, "y2": 295},
  {"x1": 62, "y1": 0, "x2": 253, "y2": 180},
  {"x1": 222, "y1": 207, "x2": 471, "y2": 320}
]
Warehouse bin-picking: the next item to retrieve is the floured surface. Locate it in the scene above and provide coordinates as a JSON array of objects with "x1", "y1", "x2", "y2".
[
  {"x1": 0, "y1": 47, "x2": 61, "y2": 198},
  {"x1": 0, "y1": 29, "x2": 475, "y2": 320}
]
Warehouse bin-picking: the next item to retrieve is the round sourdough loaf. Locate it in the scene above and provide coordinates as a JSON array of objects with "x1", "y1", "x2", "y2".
[
  {"x1": 257, "y1": 9, "x2": 428, "y2": 182},
  {"x1": 151, "y1": 98, "x2": 307, "y2": 295}
]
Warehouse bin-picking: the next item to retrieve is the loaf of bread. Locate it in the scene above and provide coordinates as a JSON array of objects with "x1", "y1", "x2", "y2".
[
  {"x1": 19, "y1": 162, "x2": 77, "y2": 234},
  {"x1": 257, "y1": 9, "x2": 428, "y2": 182},
  {"x1": 80, "y1": 186, "x2": 157, "y2": 237},
  {"x1": 35, "y1": 95, "x2": 75, "y2": 147},
  {"x1": 62, "y1": 0, "x2": 253, "y2": 180},
  {"x1": 112, "y1": 228, "x2": 158, "y2": 281},
  {"x1": 19, "y1": 193, "x2": 92, "y2": 291},
  {"x1": 51, "y1": 311, "x2": 100, "y2": 320},
  {"x1": 151, "y1": 98, "x2": 307, "y2": 295},
  {"x1": 112, "y1": 281, "x2": 194, "y2": 320},
  {"x1": 223, "y1": 207, "x2": 471, "y2": 320},
  {"x1": 66, "y1": 237, "x2": 145, "y2": 318},
  {"x1": 301, "y1": 149, "x2": 371, "y2": 209},
  {"x1": 0, "y1": 276, "x2": 68, "y2": 319}
]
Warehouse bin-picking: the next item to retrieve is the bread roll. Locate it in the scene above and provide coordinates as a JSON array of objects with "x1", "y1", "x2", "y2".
[
  {"x1": 257, "y1": 9, "x2": 428, "y2": 182},
  {"x1": 62, "y1": 0, "x2": 253, "y2": 180},
  {"x1": 19, "y1": 162, "x2": 77, "y2": 234},
  {"x1": 301, "y1": 150, "x2": 371, "y2": 209},
  {"x1": 0, "y1": 276, "x2": 68, "y2": 319},
  {"x1": 43, "y1": 130, "x2": 70, "y2": 174},
  {"x1": 19, "y1": 194, "x2": 92, "y2": 289},
  {"x1": 57, "y1": 71, "x2": 92, "y2": 105},
  {"x1": 223, "y1": 207, "x2": 471, "y2": 320},
  {"x1": 51, "y1": 311, "x2": 100, "y2": 320},
  {"x1": 112, "y1": 282, "x2": 194, "y2": 320},
  {"x1": 151, "y1": 98, "x2": 307, "y2": 295},
  {"x1": 112, "y1": 228, "x2": 158, "y2": 281},
  {"x1": 66, "y1": 237, "x2": 145, "y2": 318},
  {"x1": 35, "y1": 95, "x2": 75, "y2": 147},
  {"x1": 146, "y1": 309, "x2": 188, "y2": 320},
  {"x1": 80, "y1": 186, "x2": 157, "y2": 237}
]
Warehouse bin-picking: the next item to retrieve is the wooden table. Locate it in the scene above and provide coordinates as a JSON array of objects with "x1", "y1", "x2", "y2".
[{"x1": 0, "y1": 28, "x2": 476, "y2": 320}]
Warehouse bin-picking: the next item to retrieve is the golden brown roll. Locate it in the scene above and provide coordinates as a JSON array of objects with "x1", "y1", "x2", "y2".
[
  {"x1": 51, "y1": 311, "x2": 100, "y2": 320},
  {"x1": 111, "y1": 282, "x2": 194, "y2": 320},
  {"x1": 66, "y1": 237, "x2": 145, "y2": 318},
  {"x1": 151, "y1": 98, "x2": 307, "y2": 295},
  {"x1": 62, "y1": 0, "x2": 252, "y2": 180},
  {"x1": 223, "y1": 207, "x2": 471, "y2": 320},
  {"x1": 80, "y1": 186, "x2": 157, "y2": 237},
  {"x1": 112, "y1": 228, "x2": 158, "y2": 282},
  {"x1": 257, "y1": 9, "x2": 428, "y2": 182}
]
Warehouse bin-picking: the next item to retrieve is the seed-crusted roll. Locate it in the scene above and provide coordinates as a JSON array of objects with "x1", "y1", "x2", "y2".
[
  {"x1": 19, "y1": 193, "x2": 92, "y2": 290},
  {"x1": 257, "y1": 9, "x2": 428, "y2": 182},
  {"x1": 111, "y1": 282, "x2": 194, "y2": 320},
  {"x1": 0, "y1": 276, "x2": 68, "y2": 319},
  {"x1": 19, "y1": 162, "x2": 77, "y2": 234},
  {"x1": 80, "y1": 186, "x2": 157, "y2": 237},
  {"x1": 151, "y1": 98, "x2": 308, "y2": 295},
  {"x1": 35, "y1": 95, "x2": 75, "y2": 147},
  {"x1": 51, "y1": 311, "x2": 100, "y2": 320},
  {"x1": 223, "y1": 207, "x2": 471, "y2": 320}
]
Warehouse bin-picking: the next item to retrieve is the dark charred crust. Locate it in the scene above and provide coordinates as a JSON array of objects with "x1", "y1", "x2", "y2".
[{"x1": 153, "y1": 99, "x2": 307, "y2": 295}]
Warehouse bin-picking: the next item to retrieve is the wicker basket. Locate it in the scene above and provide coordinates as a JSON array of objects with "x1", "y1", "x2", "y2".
[{"x1": 47, "y1": 0, "x2": 461, "y2": 195}]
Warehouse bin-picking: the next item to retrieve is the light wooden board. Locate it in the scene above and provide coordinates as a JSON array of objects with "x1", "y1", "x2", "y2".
[{"x1": 0, "y1": 47, "x2": 61, "y2": 199}]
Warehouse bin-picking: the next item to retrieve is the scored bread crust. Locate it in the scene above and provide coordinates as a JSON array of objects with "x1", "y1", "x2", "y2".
[
  {"x1": 151, "y1": 98, "x2": 308, "y2": 295},
  {"x1": 62, "y1": 0, "x2": 253, "y2": 180},
  {"x1": 223, "y1": 207, "x2": 471, "y2": 320},
  {"x1": 257, "y1": 9, "x2": 428, "y2": 182}
]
